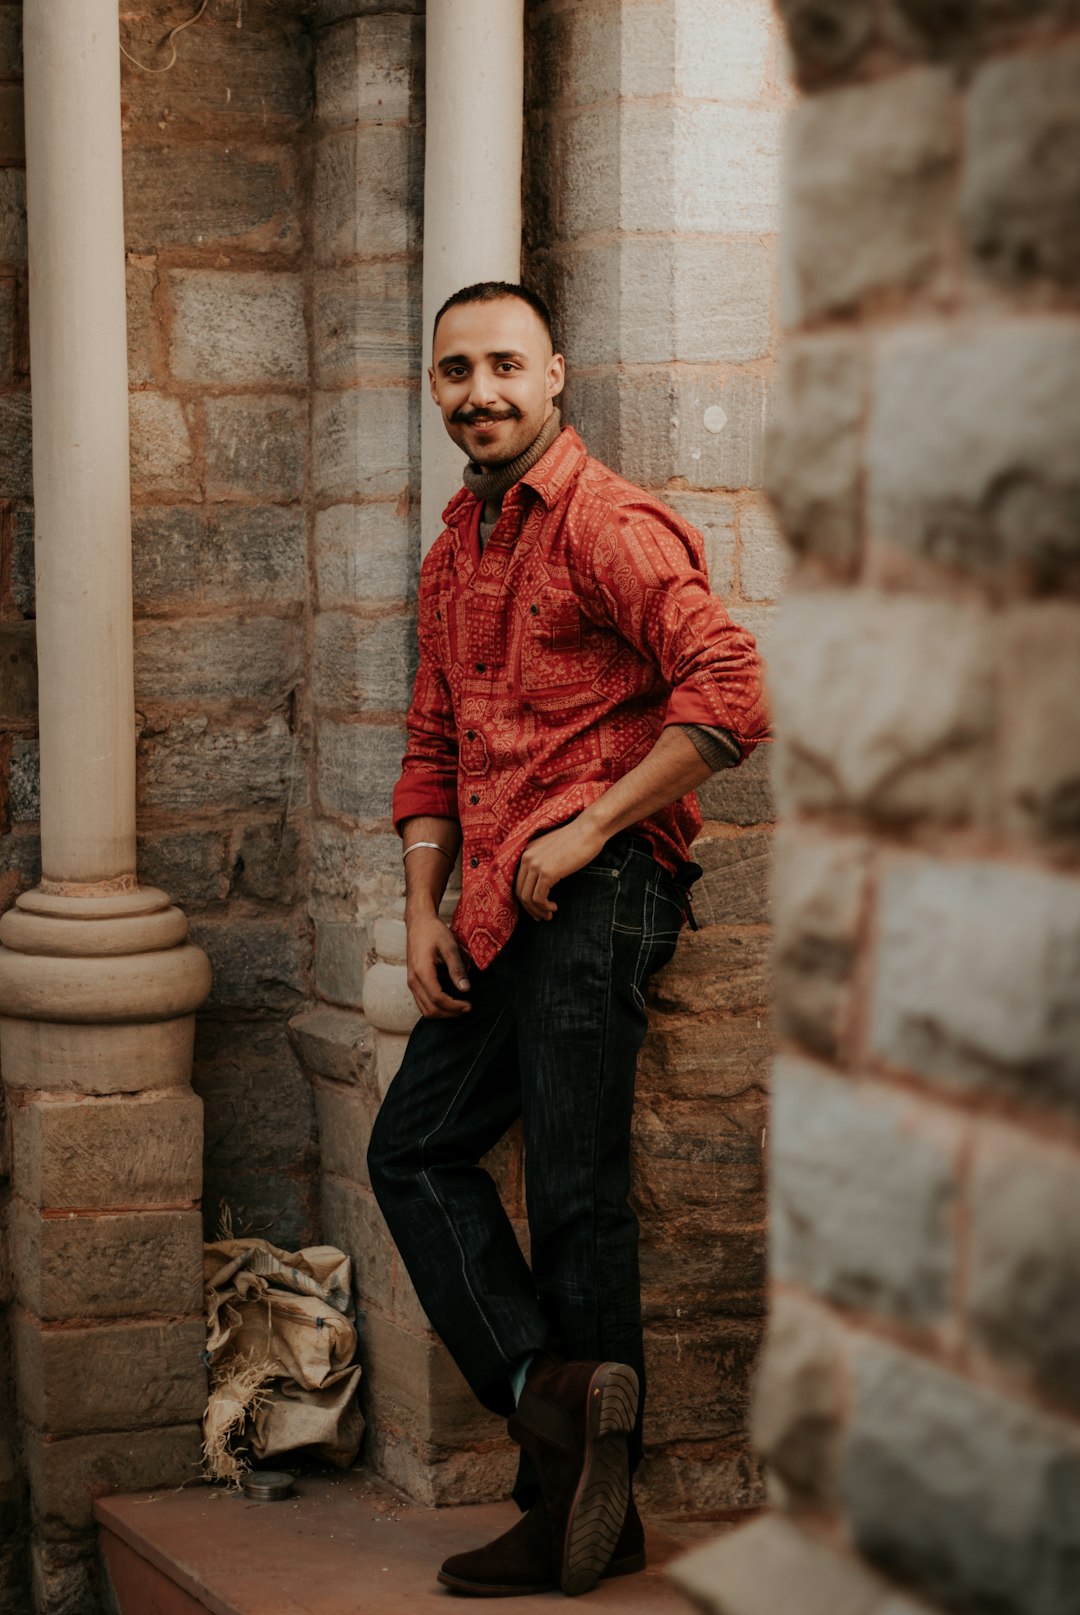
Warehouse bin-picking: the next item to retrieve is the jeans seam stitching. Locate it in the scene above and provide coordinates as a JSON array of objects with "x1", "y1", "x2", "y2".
[{"x1": 417, "y1": 1003, "x2": 513, "y2": 1364}]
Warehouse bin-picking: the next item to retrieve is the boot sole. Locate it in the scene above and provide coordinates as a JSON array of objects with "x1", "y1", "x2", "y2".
[
  {"x1": 435, "y1": 1548, "x2": 646, "y2": 1597},
  {"x1": 560, "y1": 1362, "x2": 639, "y2": 1597}
]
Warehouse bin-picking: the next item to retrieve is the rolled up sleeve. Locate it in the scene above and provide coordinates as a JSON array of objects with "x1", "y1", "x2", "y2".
[
  {"x1": 589, "y1": 508, "x2": 769, "y2": 759},
  {"x1": 391, "y1": 569, "x2": 460, "y2": 832}
]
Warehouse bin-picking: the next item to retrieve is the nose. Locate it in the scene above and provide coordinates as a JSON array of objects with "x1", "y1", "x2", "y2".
[{"x1": 466, "y1": 365, "x2": 499, "y2": 410}]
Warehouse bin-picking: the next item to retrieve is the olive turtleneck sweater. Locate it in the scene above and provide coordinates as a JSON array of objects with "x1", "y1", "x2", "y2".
[{"x1": 460, "y1": 410, "x2": 739, "y2": 774}]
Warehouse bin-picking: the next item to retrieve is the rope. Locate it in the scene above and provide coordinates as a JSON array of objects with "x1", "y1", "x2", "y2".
[{"x1": 119, "y1": 0, "x2": 211, "y2": 75}]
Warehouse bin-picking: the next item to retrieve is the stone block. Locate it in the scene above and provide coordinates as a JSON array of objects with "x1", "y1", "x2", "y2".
[
  {"x1": 313, "y1": 124, "x2": 420, "y2": 262},
  {"x1": 138, "y1": 713, "x2": 306, "y2": 814},
  {"x1": 136, "y1": 826, "x2": 229, "y2": 906},
  {"x1": 312, "y1": 1077, "x2": 378, "y2": 1186},
  {"x1": 751, "y1": 1291, "x2": 846, "y2": 1504},
  {"x1": 128, "y1": 391, "x2": 196, "y2": 497},
  {"x1": 638, "y1": 1012, "x2": 771, "y2": 1101},
  {"x1": 0, "y1": 390, "x2": 31, "y2": 500},
  {"x1": 782, "y1": 68, "x2": 955, "y2": 324},
  {"x1": 8, "y1": 735, "x2": 38, "y2": 821},
  {"x1": 867, "y1": 321, "x2": 1080, "y2": 590},
  {"x1": 869, "y1": 857, "x2": 1080, "y2": 1109},
  {"x1": 0, "y1": 10, "x2": 22, "y2": 78},
  {"x1": 772, "y1": 1058, "x2": 958, "y2": 1324},
  {"x1": 29, "y1": 1538, "x2": 98, "y2": 1615},
  {"x1": 766, "y1": 332, "x2": 865, "y2": 570},
  {"x1": 650, "y1": 926, "x2": 770, "y2": 1018},
  {"x1": 967, "y1": 1127, "x2": 1080, "y2": 1411},
  {"x1": 315, "y1": 0, "x2": 423, "y2": 18},
  {"x1": 169, "y1": 270, "x2": 306, "y2": 385},
  {"x1": 0, "y1": 620, "x2": 36, "y2": 723},
  {"x1": 964, "y1": 43, "x2": 1080, "y2": 291},
  {"x1": 674, "y1": 0, "x2": 773, "y2": 103},
  {"x1": 321, "y1": 1175, "x2": 395, "y2": 1317},
  {"x1": 318, "y1": 719, "x2": 405, "y2": 821},
  {"x1": 557, "y1": 102, "x2": 627, "y2": 240},
  {"x1": 123, "y1": 145, "x2": 299, "y2": 255},
  {"x1": 135, "y1": 617, "x2": 301, "y2": 705},
  {"x1": 24, "y1": 1423, "x2": 202, "y2": 1536},
  {"x1": 739, "y1": 496, "x2": 789, "y2": 601},
  {"x1": 0, "y1": 168, "x2": 26, "y2": 263},
  {"x1": 661, "y1": 492, "x2": 737, "y2": 597},
  {"x1": 610, "y1": 366, "x2": 770, "y2": 493},
  {"x1": 375, "y1": 1030, "x2": 410, "y2": 1095},
  {"x1": 312, "y1": 388, "x2": 416, "y2": 503},
  {"x1": 315, "y1": 501, "x2": 418, "y2": 607},
  {"x1": 645, "y1": 1318, "x2": 762, "y2": 1445},
  {"x1": 311, "y1": 820, "x2": 403, "y2": 910},
  {"x1": 132, "y1": 505, "x2": 307, "y2": 610},
  {"x1": 203, "y1": 395, "x2": 305, "y2": 501},
  {"x1": 11, "y1": 1088, "x2": 202, "y2": 1210},
  {"x1": 315, "y1": 918, "x2": 368, "y2": 1010},
  {"x1": 1000, "y1": 603, "x2": 1080, "y2": 846},
  {"x1": 0, "y1": 274, "x2": 16, "y2": 386},
  {"x1": 673, "y1": 102, "x2": 785, "y2": 235},
  {"x1": 193, "y1": 1019, "x2": 318, "y2": 1249},
  {"x1": 287, "y1": 1003, "x2": 375, "y2": 1087},
  {"x1": 358, "y1": 1305, "x2": 505, "y2": 1450},
  {"x1": 670, "y1": 1512, "x2": 898, "y2": 1615},
  {"x1": 12, "y1": 1204, "x2": 203, "y2": 1321},
  {"x1": 632, "y1": 1090, "x2": 766, "y2": 1225},
  {"x1": 230, "y1": 818, "x2": 301, "y2": 904},
  {"x1": 314, "y1": 610, "x2": 416, "y2": 713},
  {"x1": 844, "y1": 1341, "x2": 1080, "y2": 1615},
  {"x1": 697, "y1": 743, "x2": 774, "y2": 826},
  {"x1": 120, "y1": 8, "x2": 311, "y2": 139},
  {"x1": 317, "y1": 13, "x2": 418, "y2": 128},
  {"x1": 772, "y1": 826, "x2": 870, "y2": 1059},
  {"x1": 0, "y1": 1017, "x2": 195, "y2": 1098},
  {"x1": 690, "y1": 828, "x2": 772, "y2": 925},
  {"x1": 9, "y1": 504, "x2": 34, "y2": 617},
  {"x1": 313, "y1": 260, "x2": 420, "y2": 386},
  {"x1": 189, "y1": 913, "x2": 309, "y2": 1013},
  {"x1": 639, "y1": 1219, "x2": 765, "y2": 1320},
  {"x1": 770, "y1": 591, "x2": 995, "y2": 825},
  {"x1": 125, "y1": 255, "x2": 159, "y2": 386},
  {"x1": 773, "y1": 0, "x2": 876, "y2": 88},
  {"x1": 635, "y1": 1438, "x2": 765, "y2": 1518},
  {"x1": 15, "y1": 1313, "x2": 206, "y2": 1436}
]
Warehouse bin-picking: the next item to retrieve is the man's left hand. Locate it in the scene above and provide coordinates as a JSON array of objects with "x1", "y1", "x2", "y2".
[{"x1": 514, "y1": 815, "x2": 608, "y2": 921}]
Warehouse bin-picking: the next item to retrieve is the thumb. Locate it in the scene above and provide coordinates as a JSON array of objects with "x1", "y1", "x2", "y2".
[{"x1": 439, "y1": 934, "x2": 471, "y2": 991}]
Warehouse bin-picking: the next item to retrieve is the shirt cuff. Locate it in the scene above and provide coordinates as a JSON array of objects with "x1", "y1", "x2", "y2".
[
  {"x1": 391, "y1": 775, "x2": 460, "y2": 834},
  {"x1": 679, "y1": 723, "x2": 741, "y2": 772}
]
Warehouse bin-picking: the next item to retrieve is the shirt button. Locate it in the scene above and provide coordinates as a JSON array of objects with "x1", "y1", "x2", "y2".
[
  {"x1": 530, "y1": 604, "x2": 539, "y2": 615},
  {"x1": 466, "y1": 729, "x2": 476, "y2": 741},
  {"x1": 469, "y1": 793, "x2": 479, "y2": 805},
  {"x1": 475, "y1": 662, "x2": 486, "y2": 673},
  {"x1": 469, "y1": 856, "x2": 479, "y2": 868}
]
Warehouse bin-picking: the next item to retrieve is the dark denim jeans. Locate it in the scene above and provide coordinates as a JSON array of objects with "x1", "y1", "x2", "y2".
[{"x1": 367, "y1": 833, "x2": 686, "y2": 1505}]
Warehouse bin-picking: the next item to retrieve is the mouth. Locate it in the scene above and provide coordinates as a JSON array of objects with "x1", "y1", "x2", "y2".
[{"x1": 455, "y1": 411, "x2": 518, "y2": 432}]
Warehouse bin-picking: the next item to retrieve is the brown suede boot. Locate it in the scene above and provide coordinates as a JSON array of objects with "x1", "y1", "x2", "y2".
[
  {"x1": 507, "y1": 1357, "x2": 640, "y2": 1597},
  {"x1": 436, "y1": 1495, "x2": 646, "y2": 1596}
]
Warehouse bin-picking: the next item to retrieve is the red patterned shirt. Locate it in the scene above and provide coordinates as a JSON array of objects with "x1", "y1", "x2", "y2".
[{"x1": 392, "y1": 427, "x2": 768, "y2": 970}]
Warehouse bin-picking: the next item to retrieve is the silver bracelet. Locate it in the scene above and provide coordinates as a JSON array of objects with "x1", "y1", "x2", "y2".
[{"x1": 403, "y1": 840, "x2": 454, "y2": 862}]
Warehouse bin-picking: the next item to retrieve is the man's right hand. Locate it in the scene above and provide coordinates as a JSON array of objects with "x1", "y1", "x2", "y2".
[{"x1": 406, "y1": 913, "x2": 472, "y2": 1018}]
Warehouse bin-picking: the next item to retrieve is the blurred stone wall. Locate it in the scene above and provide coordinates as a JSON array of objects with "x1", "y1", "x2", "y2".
[
  {"x1": 676, "y1": 4, "x2": 1080, "y2": 1613},
  {"x1": 524, "y1": 0, "x2": 791, "y2": 1518}
]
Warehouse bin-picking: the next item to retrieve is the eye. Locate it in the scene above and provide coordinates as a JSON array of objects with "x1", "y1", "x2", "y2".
[{"x1": 496, "y1": 361, "x2": 518, "y2": 373}]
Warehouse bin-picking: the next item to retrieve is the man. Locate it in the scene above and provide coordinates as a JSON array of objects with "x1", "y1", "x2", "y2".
[{"x1": 368, "y1": 282, "x2": 767, "y2": 1597}]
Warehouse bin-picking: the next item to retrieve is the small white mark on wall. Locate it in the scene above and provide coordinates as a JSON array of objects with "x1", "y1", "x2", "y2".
[{"x1": 704, "y1": 404, "x2": 728, "y2": 434}]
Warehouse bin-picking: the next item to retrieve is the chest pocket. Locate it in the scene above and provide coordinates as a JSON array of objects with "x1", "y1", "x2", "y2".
[{"x1": 518, "y1": 591, "x2": 587, "y2": 695}]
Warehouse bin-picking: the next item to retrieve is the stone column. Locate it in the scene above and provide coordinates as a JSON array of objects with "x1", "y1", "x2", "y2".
[{"x1": 0, "y1": 2, "x2": 210, "y2": 1607}]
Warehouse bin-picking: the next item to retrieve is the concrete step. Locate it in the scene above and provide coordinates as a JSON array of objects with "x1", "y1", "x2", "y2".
[{"x1": 96, "y1": 1469, "x2": 696, "y2": 1614}]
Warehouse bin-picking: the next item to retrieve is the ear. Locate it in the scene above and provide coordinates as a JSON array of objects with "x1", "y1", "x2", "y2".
[
  {"x1": 546, "y1": 352, "x2": 566, "y2": 400},
  {"x1": 427, "y1": 365, "x2": 438, "y2": 404}
]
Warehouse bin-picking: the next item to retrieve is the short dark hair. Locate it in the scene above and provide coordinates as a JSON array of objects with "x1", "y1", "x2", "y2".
[{"x1": 432, "y1": 281, "x2": 556, "y2": 348}]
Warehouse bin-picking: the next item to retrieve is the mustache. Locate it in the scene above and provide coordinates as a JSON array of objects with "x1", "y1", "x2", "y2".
[{"x1": 452, "y1": 407, "x2": 520, "y2": 425}]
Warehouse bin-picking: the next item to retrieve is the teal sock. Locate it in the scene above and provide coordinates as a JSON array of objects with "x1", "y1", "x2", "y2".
[{"x1": 510, "y1": 1351, "x2": 538, "y2": 1407}]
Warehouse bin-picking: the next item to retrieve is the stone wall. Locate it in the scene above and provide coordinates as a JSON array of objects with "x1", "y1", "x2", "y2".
[
  {"x1": 675, "y1": 4, "x2": 1080, "y2": 1612},
  {"x1": 524, "y1": 0, "x2": 791, "y2": 1518}
]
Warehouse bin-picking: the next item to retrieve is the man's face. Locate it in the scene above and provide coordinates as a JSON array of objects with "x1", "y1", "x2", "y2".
[{"x1": 429, "y1": 297, "x2": 565, "y2": 467}]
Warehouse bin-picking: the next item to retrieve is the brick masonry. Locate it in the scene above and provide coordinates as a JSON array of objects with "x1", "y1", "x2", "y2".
[{"x1": 729, "y1": 6, "x2": 1080, "y2": 1615}]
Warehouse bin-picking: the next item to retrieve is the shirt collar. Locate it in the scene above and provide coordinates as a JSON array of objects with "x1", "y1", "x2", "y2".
[{"x1": 441, "y1": 425, "x2": 587, "y2": 529}]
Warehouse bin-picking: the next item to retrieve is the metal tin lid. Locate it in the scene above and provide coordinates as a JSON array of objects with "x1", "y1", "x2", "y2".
[{"x1": 241, "y1": 1470, "x2": 294, "y2": 1502}]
